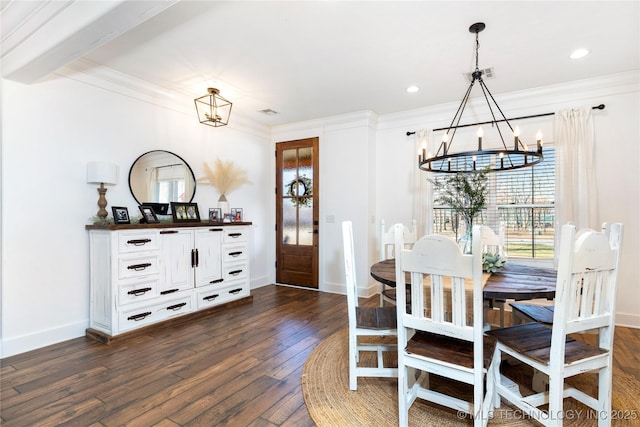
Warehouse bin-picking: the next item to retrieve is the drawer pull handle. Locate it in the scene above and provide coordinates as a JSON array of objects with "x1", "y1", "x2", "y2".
[
  {"x1": 128, "y1": 312, "x2": 151, "y2": 321},
  {"x1": 160, "y1": 289, "x2": 179, "y2": 295},
  {"x1": 167, "y1": 303, "x2": 187, "y2": 311},
  {"x1": 127, "y1": 238, "x2": 151, "y2": 246},
  {"x1": 128, "y1": 287, "x2": 152, "y2": 296},
  {"x1": 228, "y1": 233, "x2": 242, "y2": 238},
  {"x1": 160, "y1": 230, "x2": 178, "y2": 234},
  {"x1": 229, "y1": 288, "x2": 243, "y2": 295},
  {"x1": 229, "y1": 269, "x2": 242, "y2": 276},
  {"x1": 203, "y1": 294, "x2": 220, "y2": 301},
  {"x1": 127, "y1": 263, "x2": 151, "y2": 271},
  {"x1": 210, "y1": 278, "x2": 224, "y2": 284},
  {"x1": 228, "y1": 251, "x2": 243, "y2": 257},
  {"x1": 209, "y1": 228, "x2": 223, "y2": 232}
]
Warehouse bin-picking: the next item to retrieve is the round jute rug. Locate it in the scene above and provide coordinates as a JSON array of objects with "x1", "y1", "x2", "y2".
[{"x1": 302, "y1": 329, "x2": 640, "y2": 426}]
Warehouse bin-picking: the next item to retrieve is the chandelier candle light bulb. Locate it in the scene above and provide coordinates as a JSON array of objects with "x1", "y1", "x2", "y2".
[
  {"x1": 477, "y1": 127, "x2": 483, "y2": 150},
  {"x1": 536, "y1": 131, "x2": 543, "y2": 152}
]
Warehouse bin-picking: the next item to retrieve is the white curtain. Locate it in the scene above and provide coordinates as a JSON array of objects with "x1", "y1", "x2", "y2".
[
  {"x1": 554, "y1": 107, "x2": 598, "y2": 259},
  {"x1": 412, "y1": 129, "x2": 433, "y2": 236}
]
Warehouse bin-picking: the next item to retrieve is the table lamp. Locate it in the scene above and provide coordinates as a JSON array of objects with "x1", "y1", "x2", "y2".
[{"x1": 87, "y1": 161, "x2": 118, "y2": 219}]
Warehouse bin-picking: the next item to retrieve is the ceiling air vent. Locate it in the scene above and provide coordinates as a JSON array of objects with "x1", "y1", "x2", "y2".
[
  {"x1": 258, "y1": 108, "x2": 279, "y2": 115},
  {"x1": 464, "y1": 67, "x2": 495, "y2": 82}
]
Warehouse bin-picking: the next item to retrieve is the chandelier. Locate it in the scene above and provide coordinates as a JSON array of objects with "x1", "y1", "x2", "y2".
[
  {"x1": 418, "y1": 23, "x2": 543, "y2": 173},
  {"x1": 194, "y1": 88, "x2": 232, "y2": 127}
]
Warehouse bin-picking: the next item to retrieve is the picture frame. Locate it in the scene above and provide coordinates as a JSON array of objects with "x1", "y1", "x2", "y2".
[
  {"x1": 112, "y1": 206, "x2": 131, "y2": 224},
  {"x1": 170, "y1": 202, "x2": 201, "y2": 223},
  {"x1": 139, "y1": 205, "x2": 160, "y2": 224},
  {"x1": 223, "y1": 213, "x2": 233, "y2": 223},
  {"x1": 230, "y1": 208, "x2": 243, "y2": 222},
  {"x1": 209, "y1": 208, "x2": 222, "y2": 222}
]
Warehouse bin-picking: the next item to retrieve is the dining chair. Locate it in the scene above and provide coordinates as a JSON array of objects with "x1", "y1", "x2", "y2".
[
  {"x1": 487, "y1": 222, "x2": 623, "y2": 427},
  {"x1": 479, "y1": 224, "x2": 509, "y2": 327},
  {"x1": 509, "y1": 223, "x2": 611, "y2": 327},
  {"x1": 394, "y1": 224, "x2": 495, "y2": 427},
  {"x1": 342, "y1": 221, "x2": 398, "y2": 391},
  {"x1": 379, "y1": 219, "x2": 417, "y2": 305}
]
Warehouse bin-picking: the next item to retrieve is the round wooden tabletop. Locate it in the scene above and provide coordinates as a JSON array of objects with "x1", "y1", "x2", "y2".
[{"x1": 370, "y1": 259, "x2": 556, "y2": 301}]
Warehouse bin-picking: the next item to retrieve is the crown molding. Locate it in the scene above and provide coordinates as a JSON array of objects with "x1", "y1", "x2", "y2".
[
  {"x1": 377, "y1": 70, "x2": 640, "y2": 132},
  {"x1": 54, "y1": 58, "x2": 270, "y2": 139}
]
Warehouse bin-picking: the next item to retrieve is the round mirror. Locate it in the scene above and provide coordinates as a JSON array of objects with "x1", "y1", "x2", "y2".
[{"x1": 128, "y1": 150, "x2": 196, "y2": 207}]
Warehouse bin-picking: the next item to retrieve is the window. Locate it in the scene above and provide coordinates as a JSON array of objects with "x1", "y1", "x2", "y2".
[{"x1": 432, "y1": 147, "x2": 555, "y2": 259}]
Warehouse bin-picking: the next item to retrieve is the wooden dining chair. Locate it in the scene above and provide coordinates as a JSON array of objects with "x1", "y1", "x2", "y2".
[
  {"x1": 379, "y1": 219, "x2": 417, "y2": 305},
  {"x1": 342, "y1": 221, "x2": 398, "y2": 391},
  {"x1": 509, "y1": 223, "x2": 611, "y2": 327},
  {"x1": 487, "y1": 222, "x2": 623, "y2": 427},
  {"x1": 394, "y1": 224, "x2": 496, "y2": 427},
  {"x1": 479, "y1": 224, "x2": 509, "y2": 327}
]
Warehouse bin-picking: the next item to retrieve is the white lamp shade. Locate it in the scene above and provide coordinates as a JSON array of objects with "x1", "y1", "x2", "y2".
[{"x1": 87, "y1": 162, "x2": 119, "y2": 185}]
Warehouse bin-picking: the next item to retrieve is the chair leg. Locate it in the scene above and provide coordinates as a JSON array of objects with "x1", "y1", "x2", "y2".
[
  {"x1": 397, "y1": 363, "x2": 409, "y2": 427},
  {"x1": 547, "y1": 374, "x2": 563, "y2": 427},
  {"x1": 598, "y1": 365, "x2": 612, "y2": 427},
  {"x1": 349, "y1": 333, "x2": 358, "y2": 391}
]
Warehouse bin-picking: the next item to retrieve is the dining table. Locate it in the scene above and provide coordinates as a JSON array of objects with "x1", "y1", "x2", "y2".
[{"x1": 370, "y1": 258, "x2": 557, "y2": 325}]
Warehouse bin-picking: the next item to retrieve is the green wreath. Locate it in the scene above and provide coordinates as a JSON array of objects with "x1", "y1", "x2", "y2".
[{"x1": 286, "y1": 174, "x2": 313, "y2": 207}]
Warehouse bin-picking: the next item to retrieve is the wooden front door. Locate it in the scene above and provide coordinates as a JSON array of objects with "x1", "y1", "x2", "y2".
[{"x1": 276, "y1": 137, "x2": 319, "y2": 288}]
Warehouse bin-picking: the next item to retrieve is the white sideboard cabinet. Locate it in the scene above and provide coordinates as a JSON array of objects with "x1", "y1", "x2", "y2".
[{"x1": 86, "y1": 222, "x2": 251, "y2": 341}]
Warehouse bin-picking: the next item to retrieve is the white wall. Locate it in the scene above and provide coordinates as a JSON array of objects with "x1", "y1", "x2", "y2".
[{"x1": 1, "y1": 76, "x2": 273, "y2": 357}]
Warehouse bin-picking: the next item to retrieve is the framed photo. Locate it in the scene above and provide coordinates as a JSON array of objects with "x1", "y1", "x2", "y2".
[
  {"x1": 230, "y1": 208, "x2": 243, "y2": 222},
  {"x1": 209, "y1": 208, "x2": 222, "y2": 222},
  {"x1": 171, "y1": 202, "x2": 201, "y2": 223},
  {"x1": 139, "y1": 205, "x2": 160, "y2": 224},
  {"x1": 112, "y1": 206, "x2": 131, "y2": 224},
  {"x1": 223, "y1": 213, "x2": 233, "y2": 223}
]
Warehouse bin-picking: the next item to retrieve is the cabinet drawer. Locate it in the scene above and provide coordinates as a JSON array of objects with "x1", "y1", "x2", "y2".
[
  {"x1": 118, "y1": 230, "x2": 159, "y2": 253},
  {"x1": 223, "y1": 244, "x2": 248, "y2": 263},
  {"x1": 118, "y1": 254, "x2": 160, "y2": 280},
  {"x1": 223, "y1": 261, "x2": 248, "y2": 281},
  {"x1": 223, "y1": 227, "x2": 248, "y2": 243},
  {"x1": 197, "y1": 281, "x2": 249, "y2": 310},
  {"x1": 118, "y1": 296, "x2": 192, "y2": 333},
  {"x1": 118, "y1": 277, "x2": 159, "y2": 305}
]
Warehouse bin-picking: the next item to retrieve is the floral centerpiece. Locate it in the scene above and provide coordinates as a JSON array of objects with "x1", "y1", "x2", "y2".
[
  {"x1": 482, "y1": 252, "x2": 507, "y2": 272},
  {"x1": 197, "y1": 159, "x2": 250, "y2": 213},
  {"x1": 431, "y1": 170, "x2": 489, "y2": 253}
]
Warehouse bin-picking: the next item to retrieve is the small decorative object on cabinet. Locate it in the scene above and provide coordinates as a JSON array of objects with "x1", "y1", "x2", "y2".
[
  {"x1": 86, "y1": 222, "x2": 252, "y2": 342},
  {"x1": 171, "y1": 202, "x2": 200, "y2": 223},
  {"x1": 112, "y1": 206, "x2": 131, "y2": 224}
]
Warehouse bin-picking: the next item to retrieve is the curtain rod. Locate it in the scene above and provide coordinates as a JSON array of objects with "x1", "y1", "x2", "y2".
[{"x1": 406, "y1": 104, "x2": 605, "y2": 136}]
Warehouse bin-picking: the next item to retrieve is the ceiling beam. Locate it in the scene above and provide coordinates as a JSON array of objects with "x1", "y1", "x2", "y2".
[{"x1": 1, "y1": 0, "x2": 178, "y2": 84}]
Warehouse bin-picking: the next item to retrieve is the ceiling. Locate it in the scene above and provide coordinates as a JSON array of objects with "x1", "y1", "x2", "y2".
[{"x1": 2, "y1": 1, "x2": 639, "y2": 127}]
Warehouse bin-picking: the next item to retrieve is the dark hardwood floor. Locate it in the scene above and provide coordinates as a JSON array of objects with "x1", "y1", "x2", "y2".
[{"x1": 1, "y1": 285, "x2": 639, "y2": 426}]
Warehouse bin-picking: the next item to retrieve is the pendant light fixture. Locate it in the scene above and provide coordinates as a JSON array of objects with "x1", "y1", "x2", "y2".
[
  {"x1": 194, "y1": 88, "x2": 232, "y2": 127},
  {"x1": 418, "y1": 23, "x2": 543, "y2": 173}
]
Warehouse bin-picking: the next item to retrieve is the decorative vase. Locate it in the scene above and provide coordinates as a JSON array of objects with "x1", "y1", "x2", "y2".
[
  {"x1": 458, "y1": 217, "x2": 473, "y2": 254},
  {"x1": 218, "y1": 194, "x2": 230, "y2": 215}
]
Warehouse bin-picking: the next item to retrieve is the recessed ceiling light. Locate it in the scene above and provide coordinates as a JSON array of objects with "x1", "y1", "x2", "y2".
[
  {"x1": 570, "y1": 48, "x2": 590, "y2": 59},
  {"x1": 406, "y1": 85, "x2": 419, "y2": 93}
]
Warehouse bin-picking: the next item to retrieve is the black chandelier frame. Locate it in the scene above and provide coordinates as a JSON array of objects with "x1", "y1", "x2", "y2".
[{"x1": 418, "y1": 22, "x2": 543, "y2": 173}]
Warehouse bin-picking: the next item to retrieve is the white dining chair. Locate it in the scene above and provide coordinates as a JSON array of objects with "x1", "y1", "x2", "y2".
[
  {"x1": 479, "y1": 224, "x2": 509, "y2": 327},
  {"x1": 488, "y1": 222, "x2": 624, "y2": 427},
  {"x1": 379, "y1": 219, "x2": 417, "y2": 305},
  {"x1": 342, "y1": 221, "x2": 398, "y2": 391},
  {"x1": 394, "y1": 224, "x2": 495, "y2": 427}
]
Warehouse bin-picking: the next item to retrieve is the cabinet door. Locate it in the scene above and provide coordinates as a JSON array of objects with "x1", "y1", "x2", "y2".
[
  {"x1": 160, "y1": 229, "x2": 194, "y2": 293},
  {"x1": 194, "y1": 228, "x2": 223, "y2": 287}
]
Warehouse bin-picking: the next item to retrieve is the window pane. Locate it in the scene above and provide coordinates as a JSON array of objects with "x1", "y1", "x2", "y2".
[
  {"x1": 433, "y1": 147, "x2": 555, "y2": 259},
  {"x1": 282, "y1": 149, "x2": 297, "y2": 195},
  {"x1": 282, "y1": 201, "x2": 297, "y2": 245},
  {"x1": 299, "y1": 202, "x2": 313, "y2": 245}
]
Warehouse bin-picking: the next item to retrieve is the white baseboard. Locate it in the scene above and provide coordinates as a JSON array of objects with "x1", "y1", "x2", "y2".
[{"x1": 1, "y1": 320, "x2": 87, "y2": 358}]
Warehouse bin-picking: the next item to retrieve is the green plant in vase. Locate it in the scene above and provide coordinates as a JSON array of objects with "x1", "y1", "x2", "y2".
[{"x1": 431, "y1": 170, "x2": 489, "y2": 253}]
